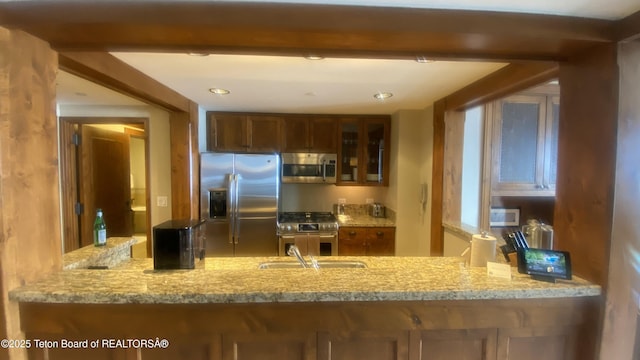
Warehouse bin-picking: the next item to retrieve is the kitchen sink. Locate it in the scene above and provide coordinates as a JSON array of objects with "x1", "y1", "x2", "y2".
[{"x1": 258, "y1": 260, "x2": 367, "y2": 269}]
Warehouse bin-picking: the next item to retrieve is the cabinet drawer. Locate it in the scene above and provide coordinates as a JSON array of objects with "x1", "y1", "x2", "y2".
[
  {"x1": 366, "y1": 227, "x2": 395, "y2": 241},
  {"x1": 339, "y1": 228, "x2": 366, "y2": 239}
]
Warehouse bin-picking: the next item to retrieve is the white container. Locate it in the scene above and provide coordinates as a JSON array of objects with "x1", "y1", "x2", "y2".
[{"x1": 468, "y1": 233, "x2": 497, "y2": 267}]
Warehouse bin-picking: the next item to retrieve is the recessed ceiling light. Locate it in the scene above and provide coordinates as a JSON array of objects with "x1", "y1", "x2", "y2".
[
  {"x1": 415, "y1": 56, "x2": 435, "y2": 63},
  {"x1": 188, "y1": 52, "x2": 209, "y2": 57},
  {"x1": 373, "y1": 92, "x2": 393, "y2": 100},
  {"x1": 209, "y1": 88, "x2": 230, "y2": 95},
  {"x1": 304, "y1": 55, "x2": 324, "y2": 60}
]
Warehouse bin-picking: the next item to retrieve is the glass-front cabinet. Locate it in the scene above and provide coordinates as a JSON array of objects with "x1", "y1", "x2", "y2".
[
  {"x1": 339, "y1": 119, "x2": 360, "y2": 184},
  {"x1": 490, "y1": 94, "x2": 558, "y2": 196},
  {"x1": 338, "y1": 116, "x2": 390, "y2": 186}
]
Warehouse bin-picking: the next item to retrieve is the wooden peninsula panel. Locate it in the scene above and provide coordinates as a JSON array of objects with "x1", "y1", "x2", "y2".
[{"x1": 18, "y1": 297, "x2": 599, "y2": 360}]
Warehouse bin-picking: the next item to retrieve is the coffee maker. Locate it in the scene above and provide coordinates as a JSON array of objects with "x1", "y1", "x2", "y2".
[{"x1": 153, "y1": 219, "x2": 205, "y2": 270}]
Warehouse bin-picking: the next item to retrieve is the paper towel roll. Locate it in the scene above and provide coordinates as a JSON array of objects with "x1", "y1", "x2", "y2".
[{"x1": 469, "y1": 233, "x2": 497, "y2": 267}]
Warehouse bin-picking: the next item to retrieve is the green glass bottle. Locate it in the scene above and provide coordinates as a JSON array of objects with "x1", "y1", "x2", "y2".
[{"x1": 93, "y1": 208, "x2": 107, "y2": 246}]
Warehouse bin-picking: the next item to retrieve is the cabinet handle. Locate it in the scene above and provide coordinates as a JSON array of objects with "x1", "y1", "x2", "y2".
[
  {"x1": 349, "y1": 231, "x2": 357, "y2": 236},
  {"x1": 376, "y1": 231, "x2": 384, "y2": 236}
]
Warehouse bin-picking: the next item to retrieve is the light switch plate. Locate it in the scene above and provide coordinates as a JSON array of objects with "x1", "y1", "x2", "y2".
[
  {"x1": 157, "y1": 196, "x2": 168, "y2": 207},
  {"x1": 365, "y1": 198, "x2": 374, "y2": 204},
  {"x1": 338, "y1": 198, "x2": 346, "y2": 204}
]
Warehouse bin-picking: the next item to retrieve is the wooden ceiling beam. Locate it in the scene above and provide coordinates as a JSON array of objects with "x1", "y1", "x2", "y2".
[
  {"x1": 59, "y1": 51, "x2": 191, "y2": 113},
  {"x1": 443, "y1": 62, "x2": 559, "y2": 111},
  {"x1": 0, "y1": 2, "x2": 615, "y2": 62},
  {"x1": 615, "y1": 9, "x2": 640, "y2": 41}
]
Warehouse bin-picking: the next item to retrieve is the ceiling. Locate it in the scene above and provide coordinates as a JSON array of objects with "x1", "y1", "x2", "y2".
[{"x1": 54, "y1": 0, "x2": 640, "y2": 114}]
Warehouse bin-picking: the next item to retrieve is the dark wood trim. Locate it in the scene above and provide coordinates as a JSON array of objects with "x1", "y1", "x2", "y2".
[
  {"x1": 430, "y1": 99, "x2": 446, "y2": 256},
  {"x1": 442, "y1": 110, "x2": 465, "y2": 223},
  {"x1": 444, "y1": 62, "x2": 559, "y2": 111},
  {"x1": 59, "y1": 117, "x2": 149, "y2": 252},
  {"x1": 58, "y1": 51, "x2": 190, "y2": 112},
  {"x1": 615, "y1": 9, "x2": 640, "y2": 41},
  {"x1": 556, "y1": 43, "x2": 618, "y2": 287},
  {"x1": 1, "y1": 2, "x2": 614, "y2": 61},
  {"x1": 599, "y1": 40, "x2": 640, "y2": 360}
]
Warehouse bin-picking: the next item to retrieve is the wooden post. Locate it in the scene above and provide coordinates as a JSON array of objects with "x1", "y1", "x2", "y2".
[{"x1": 0, "y1": 27, "x2": 62, "y2": 358}]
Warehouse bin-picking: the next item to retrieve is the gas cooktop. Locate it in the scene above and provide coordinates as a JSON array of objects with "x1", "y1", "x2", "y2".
[
  {"x1": 278, "y1": 212, "x2": 336, "y2": 223},
  {"x1": 277, "y1": 212, "x2": 338, "y2": 235}
]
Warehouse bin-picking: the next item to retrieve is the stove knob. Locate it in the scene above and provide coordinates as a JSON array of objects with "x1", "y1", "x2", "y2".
[{"x1": 286, "y1": 225, "x2": 293, "y2": 232}]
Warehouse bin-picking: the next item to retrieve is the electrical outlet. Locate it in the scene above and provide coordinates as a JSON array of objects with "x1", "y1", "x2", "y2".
[
  {"x1": 366, "y1": 198, "x2": 374, "y2": 204},
  {"x1": 157, "y1": 196, "x2": 168, "y2": 207},
  {"x1": 338, "y1": 198, "x2": 346, "y2": 204}
]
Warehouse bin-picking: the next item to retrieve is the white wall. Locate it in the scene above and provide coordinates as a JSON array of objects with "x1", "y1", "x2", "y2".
[
  {"x1": 461, "y1": 106, "x2": 483, "y2": 228},
  {"x1": 57, "y1": 104, "x2": 173, "y2": 230},
  {"x1": 386, "y1": 108, "x2": 434, "y2": 256}
]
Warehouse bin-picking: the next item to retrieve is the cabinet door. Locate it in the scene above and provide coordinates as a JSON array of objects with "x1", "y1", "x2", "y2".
[
  {"x1": 310, "y1": 116, "x2": 338, "y2": 153},
  {"x1": 338, "y1": 227, "x2": 366, "y2": 255},
  {"x1": 223, "y1": 333, "x2": 316, "y2": 360},
  {"x1": 247, "y1": 115, "x2": 281, "y2": 152},
  {"x1": 209, "y1": 113, "x2": 248, "y2": 151},
  {"x1": 338, "y1": 118, "x2": 361, "y2": 184},
  {"x1": 543, "y1": 95, "x2": 560, "y2": 192},
  {"x1": 366, "y1": 228, "x2": 395, "y2": 256},
  {"x1": 282, "y1": 116, "x2": 310, "y2": 152},
  {"x1": 414, "y1": 328, "x2": 497, "y2": 360},
  {"x1": 363, "y1": 118, "x2": 390, "y2": 186},
  {"x1": 492, "y1": 95, "x2": 547, "y2": 195},
  {"x1": 318, "y1": 331, "x2": 409, "y2": 360},
  {"x1": 496, "y1": 326, "x2": 578, "y2": 360}
]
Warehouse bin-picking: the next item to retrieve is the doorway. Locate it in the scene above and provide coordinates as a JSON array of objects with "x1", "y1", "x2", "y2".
[{"x1": 60, "y1": 117, "x2": 151, "y2": 253}]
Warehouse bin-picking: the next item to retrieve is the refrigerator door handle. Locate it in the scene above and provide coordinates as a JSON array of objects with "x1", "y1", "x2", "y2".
[
  {"x1": 227, "y1": 174, "x2": 235, "y2": 245},
  {"x1": 233, "y1": 174, "x2": 240, "y2": 244}
]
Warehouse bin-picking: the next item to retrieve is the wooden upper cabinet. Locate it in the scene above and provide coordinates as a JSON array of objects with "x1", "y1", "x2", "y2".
[
  {"x1": 337, "y1": 116, "x2": 390, "y2": 186},
  {"x1": 208, "y1": 112, "x2": 247, "y2": 152},
  {"x1": 489, "y1": 93, "x2": 558, "y2": 196},
  {"x1": 282, "y1": 115, "x2": 338, "y2": 153},
  {"x1": 247, "y1": 115, "x2": 281, "y2": 152},
  {"x1": 208, "y1": 112, "x2": 281, "y2": 153},
  {"x1": 281, "y1": 116, "x2": 310, "y2": 152},
  {"x1": 310, "y1": 116, "x2": 338, "y2": 153}
]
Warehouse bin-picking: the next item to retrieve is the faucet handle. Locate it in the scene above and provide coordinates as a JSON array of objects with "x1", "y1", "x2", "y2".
[{"x1": 309, "y1": 255, "x2": 320, "y2": 270}]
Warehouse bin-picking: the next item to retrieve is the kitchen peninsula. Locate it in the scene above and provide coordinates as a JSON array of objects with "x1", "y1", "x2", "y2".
[{"x1": 10, "y1": 242, "x2": 600, "y2": 360}]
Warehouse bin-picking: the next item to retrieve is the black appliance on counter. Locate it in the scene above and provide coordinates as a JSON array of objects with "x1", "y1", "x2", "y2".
[{"x1": 153, "y1": 219, "x2": 206, "y2": 270}]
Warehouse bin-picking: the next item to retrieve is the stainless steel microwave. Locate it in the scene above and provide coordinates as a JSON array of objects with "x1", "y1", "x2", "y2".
[{"x1": 281, "y1": 153, "x2": 337, "y2": 184}]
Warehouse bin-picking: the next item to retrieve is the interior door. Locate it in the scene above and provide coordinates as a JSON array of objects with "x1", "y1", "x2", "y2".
[{"x1": 79, "y1": 125, "x2": 133, "y2": 246}]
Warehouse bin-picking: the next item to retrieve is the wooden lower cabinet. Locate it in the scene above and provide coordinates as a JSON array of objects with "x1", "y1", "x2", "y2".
[
  {"x1": 223, "y1": 333, "x2": 316, "y2": 360},
  {"x1": 496, "y1": 326, "x2": 578, "y2": 360},
  {"x1": 414, "y1": 328, "x2": 497, "y2": 360},
  {"x1": 338, "y1": 227, "x2": 395, "y2": 255},
  {"x1": 318, "y1": 331, "x2": 409, "y2": 360},
  {"x1": 18, "y1": 298, "x2": 598, "y2": 360}
]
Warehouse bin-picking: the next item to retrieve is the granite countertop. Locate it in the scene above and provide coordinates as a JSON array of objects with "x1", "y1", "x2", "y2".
[
  {"x1": 9, "y1": 256, "x2": 600, "y2": 305},
  {"x1": 63, "y1": 237, "x2": 139, "y2": 270},
  {"x1": 337, "y1": 214, "x2": 395, "y2": 227}
]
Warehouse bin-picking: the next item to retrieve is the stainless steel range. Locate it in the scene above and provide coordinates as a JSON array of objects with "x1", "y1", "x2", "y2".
[{"x1": 277, "y1": 212, "x2": 339, "y2": 256}]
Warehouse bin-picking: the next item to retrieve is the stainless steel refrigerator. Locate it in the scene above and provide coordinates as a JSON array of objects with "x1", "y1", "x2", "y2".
[{"x1": 200, "y1": 152, "x2": 280, "y2": 256}]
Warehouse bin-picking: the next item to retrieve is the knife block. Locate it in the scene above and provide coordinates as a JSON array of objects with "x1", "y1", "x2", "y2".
[{"x1": 507, "y1": 252, "x2": 518, "y2": 267}]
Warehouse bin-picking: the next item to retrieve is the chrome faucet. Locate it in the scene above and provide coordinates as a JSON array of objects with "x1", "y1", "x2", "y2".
[{"x1": 287, "y1": 245, "x2": 309, "y2": 268}]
